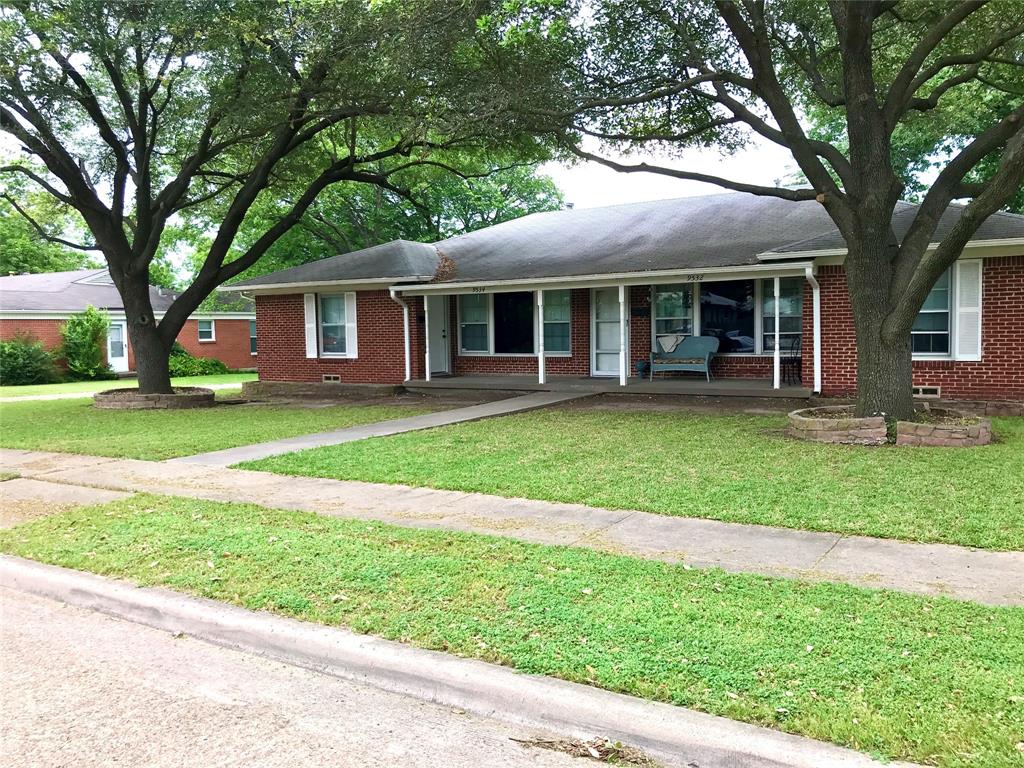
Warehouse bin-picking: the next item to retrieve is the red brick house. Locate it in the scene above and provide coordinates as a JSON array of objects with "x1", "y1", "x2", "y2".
[
  {"x1": 0, "y1": 269, "x2": 257, "y2": 373},
  {"x1": 227, "y1": 194, "x2": 1024, "y2": 401}
]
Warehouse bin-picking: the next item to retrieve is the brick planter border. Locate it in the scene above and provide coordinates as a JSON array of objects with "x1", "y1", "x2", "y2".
[
  {"x1": 93, "y1": 387, "x2": 216, "y2": 410},
  {"x1": 787, "y1": 406, "x2": 887, "y2": 445},
  {"x1": 895, "y1": 408, "x2": 993, "y2": 447}
]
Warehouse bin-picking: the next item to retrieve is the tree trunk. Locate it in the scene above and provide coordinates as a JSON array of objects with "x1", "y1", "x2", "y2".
[
  {"x1": 130, "y1": 323, "x2": 173, "y2": 394},
  {"x1": 118, "y1": 271, "x2": 174, "y2": 394},
  {"x1": 845, "y1": 238, "x2": 916, "y2": 421}
]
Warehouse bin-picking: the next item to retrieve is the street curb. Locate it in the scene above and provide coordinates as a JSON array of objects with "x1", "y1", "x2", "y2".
[{"x1": 0, "y1": 555, "x2": 917, "y2": 768}]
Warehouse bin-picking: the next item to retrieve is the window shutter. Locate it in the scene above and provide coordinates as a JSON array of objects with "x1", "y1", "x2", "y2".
[
  {"x1": 344, "y1": 291, "x2": 358, "y2": 358},
  {"x1": 303, "y1": 293, "x2": 318, "y2": 359},
  {"x1": 955, "y1": 261, "x2": 982, "y2": 361}
]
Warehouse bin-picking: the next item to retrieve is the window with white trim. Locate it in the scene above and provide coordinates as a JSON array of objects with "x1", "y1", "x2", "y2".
[
  {"x1": 542, "y1": 289, "x2": 571, "y2": 353},
  {"x1": 249, "y1": 320, "x2": 257, "y2": 355},
  {"x1": 912, "y1": 268, "x2": 951, "y2": 355},
  {"x1": 197, "y1": 319, "x2": 215, "y2": 342},
  {"x1": 458, "y1": 294, "x2": 489, "y2": 352},
  {"x1": 761, "y1": 277, "x2": 803, "y2": 353},
  {"x1": 652, "y1": 284, "x2": 693, "y2": 350},
  {"x1": 319, "y1": 294, "x2": 347, "y2": 355}
]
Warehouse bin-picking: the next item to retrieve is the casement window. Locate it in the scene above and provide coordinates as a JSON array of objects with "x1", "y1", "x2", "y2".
[
  {"x1": 197, "y1": 319, "x2": 215, "y2": 342},
  {"x1": 458, "y1": 294, "x2": 489, "y2": 352},
  {"x1": 652, "y1": 285, "x2": 694, "y2": 350},
  {"x1": 910, "y1": 261, "x2": 983, "y2": 360},
  {"x1": 761, "y1": 277, "x2": 803, "y2": 353},
  {"x1": 541, "y1": 289, "x2": 571, "y2": 353},
  {"x1": 458, "y1": 290, "x2": 571, "y2": 355},
  {"x1": 249, "y1": 320, "x2": 257, "y2": 355},
  {"x1": 912, "y1": 269, "x2": 952, "y2": 355},
  {"x1": 303, "y1": 292, "x2": 357, "y2": 358}
]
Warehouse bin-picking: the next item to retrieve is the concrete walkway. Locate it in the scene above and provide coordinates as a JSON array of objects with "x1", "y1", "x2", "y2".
[
  {"x1": 0, "y1": 382, "x2": 245, "y2": 403},
  {"x1": 2, "y1": 448, "x2": 1021, "y2": 606},
  {"x1": 170, "y1": 391, "x2": 587, "y2": 466}
]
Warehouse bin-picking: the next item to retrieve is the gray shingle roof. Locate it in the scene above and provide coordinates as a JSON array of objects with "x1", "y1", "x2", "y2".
[
  {"x1": 764, "y1": 201, "x2": 1024, "y2": 254},
  {"x1": 0, "y1": 269, "x2": 253, "y2": 313},
  {"x1": 222, "y1": 193, "x2": 1024, "y2": 290},
  {"x1": 228, "y1": 240, "x2": 440, "y2": 289}
]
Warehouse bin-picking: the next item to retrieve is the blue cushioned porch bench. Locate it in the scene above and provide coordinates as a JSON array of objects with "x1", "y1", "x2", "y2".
[{"x1": 650, "y1": 335, "x2": 720, "y2": 382}]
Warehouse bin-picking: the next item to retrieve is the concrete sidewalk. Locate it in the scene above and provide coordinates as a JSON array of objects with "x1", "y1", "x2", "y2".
[
  {"x1": 0, "y1": 381, "x2": 246, "y2": 403},
  {"x1": 3, "y1": 448, "x2": 1021, "y2": 606},
  {"x1": 170, "y1": 391, "x2": 588, "y2": 466}
]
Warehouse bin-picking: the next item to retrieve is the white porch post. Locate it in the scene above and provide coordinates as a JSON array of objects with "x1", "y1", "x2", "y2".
[
  {"x1": 423, "y1": 296, "x2": 431, "y2": 383},
  {"x1": 806, "y1": 266, "x2": 822, "y2": 393},
  {"x1": 536, "y1": 290, "x2": 546, "y2": 385},
  {"x1": 618, "y1": 283, "x2": 627, "y2": 387},
  {"x1": 772, "y1": 276, "x2": 781, "y2": 390}
]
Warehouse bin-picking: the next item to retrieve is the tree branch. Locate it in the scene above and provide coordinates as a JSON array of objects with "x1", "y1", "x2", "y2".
[{"x1": 1, "y1": 193, "x2": 97, "y2": 251}]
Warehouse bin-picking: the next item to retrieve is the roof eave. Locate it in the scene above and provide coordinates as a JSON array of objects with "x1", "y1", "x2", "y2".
[
  {"x1": 758, "y1": 236, "x2": 1024, "y2": 261},
  {"x1": 221, "y1": 275, "x2": 437, "y2": 295}
]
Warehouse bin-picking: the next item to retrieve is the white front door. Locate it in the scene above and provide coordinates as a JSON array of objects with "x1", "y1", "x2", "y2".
[
  {"x1": 107, "y1": 322, "x2": 128, "y2": 373},
  {"x1": 591, "y1": 287, "x2": 626, "y2": 376},
  {"x1": 427, "y1": 295, "x2": 450, "y2": 375}
]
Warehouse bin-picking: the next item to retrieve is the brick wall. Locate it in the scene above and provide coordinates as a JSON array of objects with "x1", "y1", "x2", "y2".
[
  {"x1": 175, "y1": 318, "x2": 255, "y2": 370},
  {"x1": 255, "y1": 290, "x2": 409, "y2": 384},
  {"x1": 816, "y1": 256, "x2": 1024, "y2": 399},
  {"x1": 2, "y1": 316, "x2": 255, "y2": 372}
]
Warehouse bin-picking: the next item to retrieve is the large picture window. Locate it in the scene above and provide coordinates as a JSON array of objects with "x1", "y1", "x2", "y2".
[
  {"x1": 542, "y1": 289, "x2": 571, "y2": 353},
  {"x1": 494, "y1": 292, "x2": 535, "y2": 354},
  {"x1": 912, "y1": 268, "x2": 951, "y2": 355},
  {"x1": 761, "y1": 277, "x2": 803, "y2": 353},
  {"x1": 652, "y1": 285, "x2": 693, "y2": 350},
  {"x1": 458, "y1": 294, "x2": 489, "y2": 352},
  {"x1": 699, "y1": 280, "x2": 755, "y2": 353},
  {"x1": 319, "y1": 294, "x2": 346, "y2": 355}
]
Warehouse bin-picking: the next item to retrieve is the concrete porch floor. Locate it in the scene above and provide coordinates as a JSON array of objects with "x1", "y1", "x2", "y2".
[{"x1": 408, "y1": 375, "x2": 812, "y2": 399}]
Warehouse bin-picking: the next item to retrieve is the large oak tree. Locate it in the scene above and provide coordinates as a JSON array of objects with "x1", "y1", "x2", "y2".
[
  {"x1": 547, "y1": 0, "x2": 1024, "y2": 418},
  {"x1": 0, "y1": 0, "x2": 556, "y2": 392}
]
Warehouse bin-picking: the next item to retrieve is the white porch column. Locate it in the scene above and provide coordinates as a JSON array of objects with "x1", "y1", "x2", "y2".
[
  {"x1": 536, "y1": 290, "x2": 546, "y2": 385},
  {"x1": 772, "y1": 276, "x2": 781, "y2": 389},
  {"x1": 618, "y1": 284, "x2": 627, "y2": 387},
  {"x1": 806, "y1": 266, "x2": 822, "y2": 393},
  {"x1": 423, "y1": 295, "x2": 431, "y2": 383}
]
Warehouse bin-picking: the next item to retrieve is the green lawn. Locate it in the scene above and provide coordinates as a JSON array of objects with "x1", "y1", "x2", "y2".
[
  {"x1": 0, "y1": 397, "x2": 433, "y2": 460},
  {"x1": 242, "y1": 409, "x2": 1024, "y2": 551},
  {"x1": 0, "y1": 372, "x2": 257, "y2": 398},
  {"x1": 2, "y1": 494, "x2": 1020, "y2": 768}
]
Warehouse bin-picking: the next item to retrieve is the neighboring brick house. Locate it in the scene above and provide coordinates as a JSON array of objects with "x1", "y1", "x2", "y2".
[
  {"x1": 228, "y1": 194, "x2": 1024, "y2": 401},
  {"x1": 0, "y1": 269, "x2": 257, "y2": 373}
]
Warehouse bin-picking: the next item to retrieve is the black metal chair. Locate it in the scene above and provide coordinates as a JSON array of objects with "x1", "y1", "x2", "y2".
[{"x1": 781, "y1": 335, "x2": 802, "y2": 385}]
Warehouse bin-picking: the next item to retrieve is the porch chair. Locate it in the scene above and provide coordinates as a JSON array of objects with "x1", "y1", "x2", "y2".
[
  {"x1": 650, "y1": 335, "x2": 720, "y2": 382},
  {"x1": 781, "y1": 335, "x2": 802, "y2": 385}
]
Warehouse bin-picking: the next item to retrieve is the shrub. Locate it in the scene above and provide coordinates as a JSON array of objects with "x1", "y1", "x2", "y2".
[
  {"x1": 0, "y1": 333, "x2": 61, "y2": 385},
  {"x1": 59, "y1": 306, "x2": 115, "y2": 380},
  {"x1": 167, "y1": 344, "x2": 228, "y2": 377}
]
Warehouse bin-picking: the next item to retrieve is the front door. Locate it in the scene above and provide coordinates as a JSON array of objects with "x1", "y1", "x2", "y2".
[
  {"x1": 107, "y1": 322, "x2": 128, "y2": 373},
  {"x1": 591, "y1": 287, "x2": 626, "y2": 376},
  {"x1": 427, "y1": 295, "x2": 450, "y2": 375}
]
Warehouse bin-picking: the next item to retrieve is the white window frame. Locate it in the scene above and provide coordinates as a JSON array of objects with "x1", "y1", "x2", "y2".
[
  {"x1": 911, "y1": 267, "x2": 953, "y2": 359},
  {"x1": 197, "y1": 319, "x2": 215, "y2": 342},
  {"x1": 540, "y1": 289, "x2": 572, "y2": 355},
  {"x1": 249, "y1": 319, "x2": 257, "y2": 356},
  {"x1": 457, "y1": 291, "x2": 571, "y2": 357},
  {"x1": 651, "y1": 283, "x2": 695, "y2": 352},
  {"x1": 317, "y1": 293, "x2": 358, "y2": 359}
]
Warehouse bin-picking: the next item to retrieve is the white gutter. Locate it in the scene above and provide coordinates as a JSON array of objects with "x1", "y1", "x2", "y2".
[
  {"x1": 758, "y1": 236, "x2": 1024, "y2": 262},
  {"x1": 805, "y1": 266, "x2": 822, "y2": 394},
  {"x1": 388, "y1": 288, "x2": 412, "y2": 382},
  {"x1": 397, "y1": 261, "x2": 814, "y2": 296}
]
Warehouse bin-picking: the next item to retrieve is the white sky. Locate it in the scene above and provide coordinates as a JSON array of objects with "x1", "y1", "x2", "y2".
[{"x1": 541, "y1": 138, "x2": 800, "y2": 209}]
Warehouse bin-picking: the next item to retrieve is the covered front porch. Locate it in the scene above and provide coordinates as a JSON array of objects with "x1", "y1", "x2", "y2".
[
  {"x1": 392, "y1": 261, "x2": 823, "y2": 395},
  {"x1": 406, "y1": 374, "x2": 811, "y2": 398}
]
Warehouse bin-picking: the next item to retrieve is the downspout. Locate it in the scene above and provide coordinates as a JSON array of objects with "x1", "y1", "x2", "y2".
[
  {"x1": 389, "y1": 288, "x2": 412, "y2": 382},
  {"x1": 804, "y1": 266, "x2": 822, "y2": 394}
]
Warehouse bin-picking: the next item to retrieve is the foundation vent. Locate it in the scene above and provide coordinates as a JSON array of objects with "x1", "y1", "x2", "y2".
[
  {"x1": 912, "y1": 385, "x2": 941, "y2": 399},
  {"x1": 322, "y1": 374, "x2": 341, "y2": 384}
]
